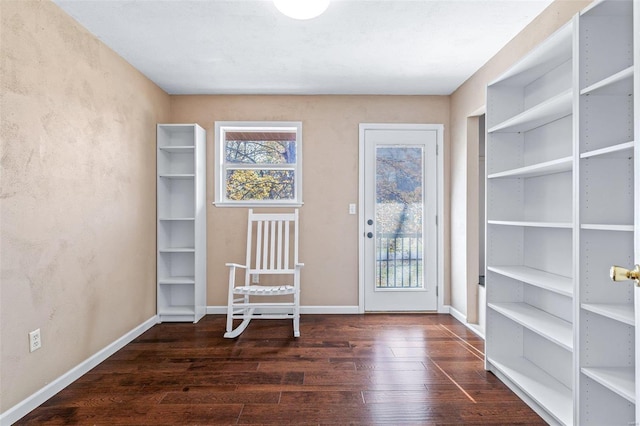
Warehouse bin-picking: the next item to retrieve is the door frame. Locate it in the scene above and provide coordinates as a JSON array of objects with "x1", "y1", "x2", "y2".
[{"x1": 358, "y1": 123, "x2": 445, "y2": 313}]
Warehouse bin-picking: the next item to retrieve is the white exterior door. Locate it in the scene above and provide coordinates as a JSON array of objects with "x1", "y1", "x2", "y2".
[{"x1": 360, "y1": 124, "x2": 440, "y2": 312}]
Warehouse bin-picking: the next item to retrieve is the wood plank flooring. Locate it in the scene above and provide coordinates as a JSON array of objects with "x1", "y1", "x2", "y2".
[{"x1": 16, "y1": 314, "x2": 545, "y2": 425}]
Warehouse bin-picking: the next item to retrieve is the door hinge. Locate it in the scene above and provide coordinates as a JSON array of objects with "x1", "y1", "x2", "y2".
[
  {"x1": 436, "y1": 286, "x2": 439, "y2": 296},
  {"x1": 436, "y1": 144, "x2": 439, "y2": 155},
  {"x1": 435, "y1": 215, "x2": 438, "y2": 225}
]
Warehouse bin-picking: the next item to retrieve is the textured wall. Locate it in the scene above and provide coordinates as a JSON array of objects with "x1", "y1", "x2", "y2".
[
  {"x1": 170, "y1": 95, "x2": 451, "y2": 308},
  {"x1": 0, "y1": 0, "x2": 170, "y2": 411},
  {"x1": 448, "y1": 0, "x2": 592, "y2": 321}
]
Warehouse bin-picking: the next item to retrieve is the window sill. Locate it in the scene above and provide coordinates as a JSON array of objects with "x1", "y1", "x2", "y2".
[{"x1": 213, "y1": 201, "x2": 304, "y2": 208}]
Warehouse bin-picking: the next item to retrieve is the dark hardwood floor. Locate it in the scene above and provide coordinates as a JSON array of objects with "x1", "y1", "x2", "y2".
[{"x1": 16, "y1": 314, "x2": 545, "y2": 425}]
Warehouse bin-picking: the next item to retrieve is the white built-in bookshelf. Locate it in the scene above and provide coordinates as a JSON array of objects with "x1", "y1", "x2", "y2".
[
  {"x1": 157, "y1": 124, "x2": 206, "y2": 323},
  {"x1": 485, "y1": 1, "x2": 637, "y2": 424}
]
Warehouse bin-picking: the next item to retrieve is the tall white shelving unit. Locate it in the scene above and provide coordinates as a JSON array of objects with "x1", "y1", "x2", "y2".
[
  {"x1": 576, "y1": 1, "x2": 635, "y2": 424},
  {"x1": 485, "y1": 20, "x2": 575, "y2": 426},
  {"x1": 485, "y1": 1, "x2": 637, "y2": 424},
  {"x1": 157, "y1": 124, "x2": 206, "y2": 323}
]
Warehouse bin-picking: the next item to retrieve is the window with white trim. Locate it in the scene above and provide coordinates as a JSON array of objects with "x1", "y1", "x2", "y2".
[{"x1": 214, "y1": 122, "x2": 303, "y2": 206}]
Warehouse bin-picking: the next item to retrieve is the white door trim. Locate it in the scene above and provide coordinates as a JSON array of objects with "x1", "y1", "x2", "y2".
[{"x1": 358, "y1": 123, "x2": 444, "y2": 313}]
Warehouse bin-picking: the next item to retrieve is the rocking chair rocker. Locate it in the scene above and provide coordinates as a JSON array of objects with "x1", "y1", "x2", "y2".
[{"x1": 224, "y1": 209, "x2": 303, "y2": 338}]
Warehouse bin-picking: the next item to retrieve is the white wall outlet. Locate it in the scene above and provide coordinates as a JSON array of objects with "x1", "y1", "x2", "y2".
[
  {"x1": 252, "y1": 274, "x2": 259, "y2": 284},
  {"x1": 29, "y1": 328, "x2": 41, "y2": 352},
  {"x1": 349, "y1": 203, "x2": 357, "y2": 215}
]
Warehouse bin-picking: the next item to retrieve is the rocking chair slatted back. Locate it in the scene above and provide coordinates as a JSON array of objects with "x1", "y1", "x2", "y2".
[{"x1": 247, "y1": 211, "x2": 299, "y2": 275}]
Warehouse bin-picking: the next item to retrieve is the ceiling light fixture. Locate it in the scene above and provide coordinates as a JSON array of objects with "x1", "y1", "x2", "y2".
[{"x1": 274, "y1": 0, "x2": 330, "y2": 20}]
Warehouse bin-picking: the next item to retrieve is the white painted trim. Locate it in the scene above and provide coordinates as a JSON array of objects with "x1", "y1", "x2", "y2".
[
  {"x1": 358, "y1": 123, "x2": 444, "y2": 313},
  {"x1": 466, "y1": 323, "x2": 486, "y2": 340},
  {"x1": 0, "y1": 316, "x2": 158, "y2": 426},
  {"x1": 207, "y1": 305, "x2": 360, "y2": 315},
  {"x1": 449, "y1": 305, "x2": 467, "y2": 324},
  {"x1": 438, "y1": 305, "x2": 450, "y2": 314},
  {"x1": 213, "y1": 121, "x2": 303, "y2": 207},
  {"x1": 446, "y1": 305, "x2": 486, "y2": 340}
]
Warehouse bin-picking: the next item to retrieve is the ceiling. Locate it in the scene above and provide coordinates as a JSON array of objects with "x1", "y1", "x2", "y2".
[{"x1": 52, "y1": 0, "x2": 554, "y2": 95}]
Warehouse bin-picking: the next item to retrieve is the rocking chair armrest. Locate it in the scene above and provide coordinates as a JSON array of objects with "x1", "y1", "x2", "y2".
[{"x1": 225, "y1": 263, "x2": 247, "y2": 269}]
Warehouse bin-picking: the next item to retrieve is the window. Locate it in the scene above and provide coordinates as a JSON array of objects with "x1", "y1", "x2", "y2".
[{"x1": 214, "y1": 121, "x2": 303, "y2": 206}]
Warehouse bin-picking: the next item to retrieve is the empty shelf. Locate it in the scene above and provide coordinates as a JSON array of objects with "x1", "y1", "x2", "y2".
[
  {"x1": 580, "y1": 141, "x2": 634, "y2": 159},
  {"x1": 581, "y1": 224, "x2": 634, "y2": 232},
  {"x1": 582, "y1": 367, "x2": 635, "y2": 403},
  {"x1": 581, "y1": 303, "x2": 634, "y2": 326},
  {"x1": 488, "y1": 89, "x2": 572, "y2": 133},
  {"x1": 488, "y1": 356, "x2": 573, "y2": 426},
  {"x1": 488, "y1": 265, "x2": 572, "y2": 297},
  {"x1": 158, "y1": 145, "x2": 195, "y2": 152},
  {"x1": 489, "y1": 302, "x2": 573, "y2": 351},
  {"x1": 488, "y1": 220, "x2": 572, "y2": 229},
  {"x1": 580, "y1": 66, "x2": 633, "y2": 96},
  {"x1": 488, "y1": 157, "x2": 572, "y2": 179},
  {"x1": 158, "y1": 276, "x2": 196, "y2": 285}
]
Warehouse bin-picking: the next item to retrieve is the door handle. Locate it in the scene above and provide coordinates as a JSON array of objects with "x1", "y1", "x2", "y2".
[
  {"x1": 367, "y1": 219, "x2": 373, "y2": 226},
  {"x1": 610, "y1": 265, "x2": 640, "y2": 286},
  {"x1": 366, "y1": 232, "x2": 373, "y2": 238}
]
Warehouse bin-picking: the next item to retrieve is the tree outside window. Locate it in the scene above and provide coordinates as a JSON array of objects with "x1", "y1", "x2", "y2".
[{"x1": 215, "y1": 122, "x2": 302, "y2": 206}]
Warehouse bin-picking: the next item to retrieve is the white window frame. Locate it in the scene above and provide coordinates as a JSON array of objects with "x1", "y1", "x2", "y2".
[{"x1": 214, "y1": 121, "x2": 303, "y2": 207}]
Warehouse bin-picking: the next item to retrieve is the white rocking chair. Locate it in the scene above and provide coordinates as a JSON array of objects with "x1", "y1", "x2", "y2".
[{"x1": 224, "y1": 209, "x2": 303, "y2": 338}]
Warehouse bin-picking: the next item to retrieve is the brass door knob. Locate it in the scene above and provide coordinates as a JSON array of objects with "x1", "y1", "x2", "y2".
[{"x1": 610, "y1": 265, "x2": 640, "y2": 286}]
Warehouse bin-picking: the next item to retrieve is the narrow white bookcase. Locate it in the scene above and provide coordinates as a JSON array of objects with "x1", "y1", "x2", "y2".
[
  {"x1": 485, "y1": 20, "x2": 575, "y2": 426},
  {"x1": 157, "y1": 124, "x2": 206, "y2": 323},
  {"x1": 485, "y1": 1, "x2": 637, "y2": 424},
  {"x1": 576, "y1": 0, "x2": 635, "y2": 424}
]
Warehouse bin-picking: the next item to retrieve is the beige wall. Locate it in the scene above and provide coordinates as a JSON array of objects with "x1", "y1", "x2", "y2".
[
  {"x1": 448, "y1": 0, "x2": 592, "y2": 319},
  {"x1": 0, "y1": 0, "x2": 170, "y2": 411},
  {"x1": 170, "y1": 95, "x2": 450, "y2": 307},
  {"x1": 1, "y1": 0, "x2": 596, "y2": 417}
]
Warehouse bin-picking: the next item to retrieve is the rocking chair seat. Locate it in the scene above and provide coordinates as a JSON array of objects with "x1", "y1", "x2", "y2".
[{"x1": 233, "y1": 285, "x2": 295, "y2": 296}]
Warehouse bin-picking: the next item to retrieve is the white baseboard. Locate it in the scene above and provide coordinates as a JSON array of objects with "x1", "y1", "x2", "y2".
[
  {"x1": 1, "y1": 316, "x2": 158, "y2": 426},
  {"x1": 207, "y1": 305, "x2": 361, "y2": 315},
  {"x1": 445, "y1": 305, "x2": 485, "y2": 340},
  {"x1": 466, "y1": 323, "x2": 485, "y2": 339},
  {"x1": 448, "y1": 305, "x2": 467, "y2": 324}
]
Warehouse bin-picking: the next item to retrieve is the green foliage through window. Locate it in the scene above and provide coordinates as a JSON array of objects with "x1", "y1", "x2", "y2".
[{"x1": 216, "y1": 123, "x2": 302, "y2": 205}]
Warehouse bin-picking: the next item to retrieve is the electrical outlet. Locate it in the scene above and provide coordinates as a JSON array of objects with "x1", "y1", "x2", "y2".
[
  {"x1": 29, "y1": 329, "x2": 41, "y2": 352},
  {"x1": 252, "y1": 274, "x2": 259, "y2": 284},
  {"x1": 349, "y1": 203, "x2": 357, "y2": 215}
]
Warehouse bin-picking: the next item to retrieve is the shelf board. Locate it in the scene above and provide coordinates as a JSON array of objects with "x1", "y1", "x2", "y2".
[
  {"x1": 491, "y1": 23, "x2": 572, "y2": 87},
  {"x1": 580, "y1": 224, "x2": 634, "y2": 232},
  {"x1": 488, "y1": 89, "x2": 572, "y2": 134},
  {"x1": 580, "y1": 141, "x2": 634, "y2": 159},
  {"x1": 159, "y1": 174, "x2": 195, "y2": 179},
  {"x1": 158, "y1": 217, "x2": 195, "y2": 221},
  {"x1": 158, "y1": 145, "x2": 195, "y2": 153},
  {"x1": 488, "y1": 265, "x2": 573, "y2": 297},
  {"x1": 158, "y1": 247, "x2": 195, "y2": 253},
  {"x1": 158, "y1": 305, "x2": 196, "y2": 315},
  {"x1": 158, "y1": 276, "x2": 196, "y2": 285},
  {"x1": 488, "y1": 356, "x2": 572, "y2": 426},
  {"x1": 581, "y1": 367, "x2": 635, "y2": 403},
  {"x1": 488, "y1": 156, "x2": 572, "y2": 179},
  {"x1": 488, "y1": 220, "x2": 572, "y2": 229},
  {"x1": 581, "y1": 303, "x2": 634, "y2": 326},
  {"x1": 581, "y1": 66, "x2": 633, "y2": 96},
  {"x1": 489, "y1": 302, "x2": 573, "y2": 351}
]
